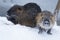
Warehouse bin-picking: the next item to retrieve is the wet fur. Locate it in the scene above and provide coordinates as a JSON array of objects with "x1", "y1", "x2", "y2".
[
  {"x1": 36, "y1": 11, "x2": 55, "y2": 34},
  {"x1": 7, "y1": 3, "x2": 41, "y2": 27}
]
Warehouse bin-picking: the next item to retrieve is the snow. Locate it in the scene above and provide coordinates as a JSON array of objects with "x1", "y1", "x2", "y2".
[
  {"x1": 0, "y1": 16, "x2": 60, "y2": 40},
  {"x1": 0, "y1": 0, "x2": 60, "y2": 40}
]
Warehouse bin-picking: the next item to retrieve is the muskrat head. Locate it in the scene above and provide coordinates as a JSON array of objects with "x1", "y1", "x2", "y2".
[{"x1": 36, "y1": 11, "x2": 55, "y2": 29}]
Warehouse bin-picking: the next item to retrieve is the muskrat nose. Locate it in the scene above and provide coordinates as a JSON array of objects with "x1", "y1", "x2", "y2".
[{"x1": 44, "y1": 19, "x2": 50, "y2": 24}]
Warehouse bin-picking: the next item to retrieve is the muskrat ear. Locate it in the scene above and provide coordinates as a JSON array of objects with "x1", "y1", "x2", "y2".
[
  {"x1": 16, "y1": 7, "x2": 23, "y2": 13},
  {"x1": 18, "y1": 6, "x2": 23, "y2": 10}
]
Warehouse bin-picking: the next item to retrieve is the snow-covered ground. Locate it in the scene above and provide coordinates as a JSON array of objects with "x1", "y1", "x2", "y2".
[{"x1": 0, "y1": 16, "x2": 60, "y2": 40}]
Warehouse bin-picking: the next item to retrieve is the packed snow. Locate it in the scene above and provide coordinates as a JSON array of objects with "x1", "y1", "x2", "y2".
[{"x1": 0, "y1": 16, "x2": 60, "y2": 40}]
